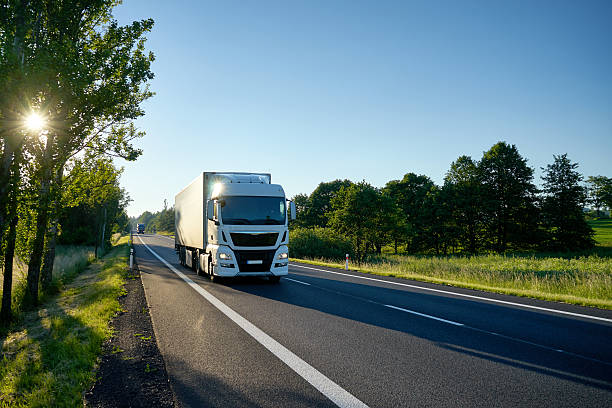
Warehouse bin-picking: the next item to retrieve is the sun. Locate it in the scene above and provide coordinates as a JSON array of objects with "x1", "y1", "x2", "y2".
[{"x1": 25, "y1": 112, "x2": 46, "y2": 131}]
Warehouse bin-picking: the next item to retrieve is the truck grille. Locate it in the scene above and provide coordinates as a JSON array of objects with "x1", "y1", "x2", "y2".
[
  {"x1": 230, "y1": 233, "x2": 278, "y2": 247},
  {"x1": 234, "y1": 250, "x2": 275, "y2": 272}
]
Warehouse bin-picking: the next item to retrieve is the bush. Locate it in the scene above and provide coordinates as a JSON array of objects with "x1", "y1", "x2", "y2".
[{"x1": 289, "y1": 227, "x2": 353, "y2": 260}]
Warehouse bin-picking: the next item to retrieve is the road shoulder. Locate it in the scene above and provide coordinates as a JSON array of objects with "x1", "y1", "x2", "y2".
[{"x1": 85, "y1": 256, "x2": 177, "y2": 407}]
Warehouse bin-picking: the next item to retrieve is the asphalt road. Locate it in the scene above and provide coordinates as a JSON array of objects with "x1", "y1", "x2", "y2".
[{"x1": 133, "y1": 233, "x2": 612, "y2": 407}]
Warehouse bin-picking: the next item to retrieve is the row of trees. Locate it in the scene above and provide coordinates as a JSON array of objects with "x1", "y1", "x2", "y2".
[
  {"x1": 131, "y1": 200, "x2": 175, "y2": 233},
  {"x1": 1, "y1": 1, "x2": 154, "y2": 322},
  {"x1": 292, "y1": 142, "x2": 609, "y2": 260}
]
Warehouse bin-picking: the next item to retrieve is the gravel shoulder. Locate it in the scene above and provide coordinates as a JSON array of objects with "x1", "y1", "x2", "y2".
[{"x1": 85, "y1": 259, "x2": 178, "y2": 407}]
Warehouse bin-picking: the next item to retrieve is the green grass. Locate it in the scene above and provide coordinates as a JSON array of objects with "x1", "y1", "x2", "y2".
[
  {"x1": 294, "y1": 220, "x2": 612, "y2": 309},
  {"x1": 0, "y1": 236, "x2": 129, "y2": 407},
  {"x1": 153, "y1": 230, "x2": 174, "y2": 237},
  {"x1": 292, "y1": 253, "x2": 612, "y2": 309},
  {"x1": 589, "y1": 218, "x2": 612, "y2": 247}
]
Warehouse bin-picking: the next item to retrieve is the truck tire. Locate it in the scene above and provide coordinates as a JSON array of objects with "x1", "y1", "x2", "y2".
[
  {"x1": 269, "y1": 276, "x2": 280, "y2": 284},
  {"x1": 208, "y1": 259, "x2": 221, "y2": 283},
  {"x1": 179, "y1": 247, "x2": 185, "y2": 267},
  {"x1": 195, "y1": 250, "x2": 203, "y2": 276}
]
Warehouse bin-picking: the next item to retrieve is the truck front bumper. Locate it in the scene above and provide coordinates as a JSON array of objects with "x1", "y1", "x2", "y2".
[{"x1": 212, "y1": 245, "x2": 289, "y2": 277}]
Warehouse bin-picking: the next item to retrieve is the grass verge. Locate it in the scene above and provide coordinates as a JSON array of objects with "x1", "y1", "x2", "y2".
[
  {"x1": 0, "y1": 236, "x2": 129, "y2": 407},
  {"x1": 291, "y1": 251, "x2": 612, "y2": 310}
]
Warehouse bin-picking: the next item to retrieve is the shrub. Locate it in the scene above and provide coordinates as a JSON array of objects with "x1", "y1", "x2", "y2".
[{"x1": 289, "y1": 227, "x2": 353, "y2": 260}]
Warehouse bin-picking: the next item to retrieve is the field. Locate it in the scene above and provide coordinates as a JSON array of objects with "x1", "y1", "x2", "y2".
[
  {"x1": 293, "y1": 220, "x2": 612, "y2": 309},
  {"x1": 589, "y1": 218, "x2": 612, "y2": 247}
]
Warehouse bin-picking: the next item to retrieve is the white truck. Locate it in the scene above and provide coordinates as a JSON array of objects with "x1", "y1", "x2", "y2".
[{"x1": 174, "y1": 172, "x2": 296, "y2": 282}]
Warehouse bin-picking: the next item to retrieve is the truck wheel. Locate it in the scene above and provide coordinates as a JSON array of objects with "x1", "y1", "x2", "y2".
[
  {"x1": 179, "y1": 247, "x2": 185, "y2": 266},
  {"x1": 195, "y1": 251, "x2": 203, "y2": 276},
  {"x1": 269, "y1": 276, "x2": 280, "y2": 284},
  {"x1": 208, "y1": 260, "x2": 221, "y2": 283}
]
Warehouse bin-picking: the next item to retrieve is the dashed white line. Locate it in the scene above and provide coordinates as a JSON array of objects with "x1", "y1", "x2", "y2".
[
  {"x1": 137, "y1": 236, "x2": 369, "y2": 408},
  {"x1": 285, "y1": 277, "x2": 311, "y2": 286},
  {"x1": 384, "y1": 304, "x2": 464, "y2": 326},
  {"x1": 290, "y1": 263, "x2": 612, "y2": 324}
]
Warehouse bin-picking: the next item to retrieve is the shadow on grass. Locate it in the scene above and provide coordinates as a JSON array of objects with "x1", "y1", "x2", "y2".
[{"x1": 0, "y1": 247, "x2": 127, "y2": 406}]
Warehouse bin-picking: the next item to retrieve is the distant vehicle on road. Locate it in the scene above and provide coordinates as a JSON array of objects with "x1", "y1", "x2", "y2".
[
  {"x1": 137, "y1": 223, "x2": 145, "y2": 234},
  {"x1": 175, "y1": 172, "x2": 296, "y2": 282}
]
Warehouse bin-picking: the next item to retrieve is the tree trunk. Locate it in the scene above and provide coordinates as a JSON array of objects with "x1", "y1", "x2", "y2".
[
  {"x1": 1, "y1": 211, "x2": 18, "y2": 323},
  {"x1": 0, "y1": 147, "x2": 15, "y2": 258},
  {"x1": 1, "y1": 149, "x2": 21, "y2": 322},
  {"x1": 41, "y1": 163, "x2": 65, "y2": 290},
  {"x1": 25, "y1": 134, "x2": 55, "y2": 305}
]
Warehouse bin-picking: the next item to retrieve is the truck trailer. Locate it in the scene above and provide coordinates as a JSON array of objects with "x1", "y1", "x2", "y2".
[{"x1": 174, "y1": 172, "x2": 296, "y2": 282}]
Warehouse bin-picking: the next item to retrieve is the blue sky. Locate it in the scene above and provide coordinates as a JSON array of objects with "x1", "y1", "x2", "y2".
[{"x1": 113, "y1": 0, "x2": 612, "y2": 217}]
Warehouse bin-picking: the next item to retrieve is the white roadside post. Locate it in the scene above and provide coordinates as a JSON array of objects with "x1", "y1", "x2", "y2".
[
  {"x1": 345, "y1": 254, "x2": 349, "y2": 270},
  {"x1": 130, "y1": 248, "x2": 134, "y2": 271}
]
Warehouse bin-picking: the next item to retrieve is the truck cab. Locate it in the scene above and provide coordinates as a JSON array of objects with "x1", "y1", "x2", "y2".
[
  {"x1": 205, "y1": 182, "x2": 292, "y2": 281},
  {"x1": 175, "y1": 172, "x2": 296, "y2": 283}
]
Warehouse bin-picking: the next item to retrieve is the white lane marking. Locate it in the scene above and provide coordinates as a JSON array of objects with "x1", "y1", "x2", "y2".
[
  {"x1": 285, "y1": 277, "x2": 311, "y2": 286},
  {"x1": 286, "y1": 267, "x2": 612, "y2": 367},
  {"x1": 137, "y1": 237, "x2": 368, "y2": 408},
  {"x1": 384, "y1": 304, "x2": 464, "y2": 326},
  {"x1": 290, "y1": 263, "x2": 612, "y2": 324}
]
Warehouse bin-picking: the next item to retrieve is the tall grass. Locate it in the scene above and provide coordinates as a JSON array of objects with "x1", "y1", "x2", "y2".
[
  {"x1": 292, "y1": 220, "x2": 612, "y2": 309},
  {"x1": 0, "y1": 238, "x2": 129, "y2": 406},
  {"x1": 0, "y1": 246, "x2": 94, "y2": 318},
  {"x1": 296, "y1": 252, "x2": 612, "y2": 309}
]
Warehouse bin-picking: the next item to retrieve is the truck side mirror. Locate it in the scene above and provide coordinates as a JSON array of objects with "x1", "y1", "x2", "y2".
[
  {"x1": 207, "y1": 200, "x2": 214, "y2": 221},
  {"x1": 290, "y1": 201, "x2": 296, "y2": 221}
]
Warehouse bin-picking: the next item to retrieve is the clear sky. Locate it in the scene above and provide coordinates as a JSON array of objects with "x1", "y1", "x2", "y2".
[{"x1": 113, "y1": 0, "x2": 612, "y2": 217}]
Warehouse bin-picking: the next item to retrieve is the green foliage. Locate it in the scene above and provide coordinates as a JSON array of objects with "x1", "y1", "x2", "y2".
[
  {"x1": 0, "y1": 241, "x2": 128, "y2": 406},
  {"x1": 289, "y1": 227, "x2": 353, "y2": 260},
  {"x1": 132, "y1": 203, "x2": 175, "y2": 233},
  {"x1": 541, "y1": 154, "x2": 594, "y2": 250},
  {"x1": 383, "y1": 173, "x2": 435, "y2": 252},
  {"x1": 59, "y1": 154, "x2": 130, "y2": 249},
  {"x1": 294, "y1": 250, "x2": 612, "y2": 309},
  {"x1": 444, "y1": 155, "x2": 482, "y2": 253},
  {"x1": 295, "y1": 179, "x2": 353, "y2": 228},
  {"x1": 476, "y1": 142, "x2": 540, "y2": 251},
  {"x1": 587, "y1": 175, "x2": 612, "y2": 215}
]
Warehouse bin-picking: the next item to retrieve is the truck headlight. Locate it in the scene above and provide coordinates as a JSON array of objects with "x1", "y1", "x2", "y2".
[
  {"x1": 219, "y1": 253, "x2": 232, "y2": 260},
  {"x1": 277, "y1": 252, "x2": 288, "y2": 260}
]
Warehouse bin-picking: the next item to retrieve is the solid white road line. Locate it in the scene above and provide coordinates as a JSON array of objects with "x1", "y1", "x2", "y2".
[
  {"x1": 137, "y1": 237, "x2": 369, "y2": 408},
  {"x1": 290, "y1": 263, "x2": 612, "y2": 324},
  {"x1": 285, "y1": 277, "x2": 311, "y2": 286}
]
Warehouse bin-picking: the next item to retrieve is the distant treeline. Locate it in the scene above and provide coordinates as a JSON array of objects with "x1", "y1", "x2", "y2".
[
  {"x1": 290, "y1": 142, "x2": 612, "y2": 261},
  {"x1": 131, "y1": 200, "x2": 175, "y2": 233}
]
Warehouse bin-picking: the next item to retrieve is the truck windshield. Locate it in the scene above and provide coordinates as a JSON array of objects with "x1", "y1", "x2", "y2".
[{"x1": 220, "y1": 196, "x2": 286, "y2": 225}]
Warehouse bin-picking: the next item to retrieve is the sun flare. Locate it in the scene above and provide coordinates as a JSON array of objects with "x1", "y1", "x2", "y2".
[{"x1": 25, "y1": 112, "x2": 46, "y2": 131}]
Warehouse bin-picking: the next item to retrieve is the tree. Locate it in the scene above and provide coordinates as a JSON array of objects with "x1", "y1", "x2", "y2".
[
  {"x1": 59, "y1": 154, "x2": 130, "y2": 251},
  {"x1": 477, "y1": 142, "x2": 538, "y2": 252},
  {"x1": 328, "y1": 181, "x2": 382, "y2": 261},
  {"x1": 290, "y1": 193, "x2": 310, "y2": 228},
  {"x1": 383, "y1": 173, "x2": 434, "y2": 252},
  {"x1": 541, "y1": 154, "x2": 594, "y2": 250},
  {"x1": 444, "y1": 155, "x2": 482, "y2": 253},
  {"x1": 304, "y1": 180, "x2": 353, "y2": 228},
  {"x1": 0, "y1": 1, "x2": 155, "y2": 305},
  {"x1": 587, "y1": 176, "x2": 612, "y2": 216}
]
